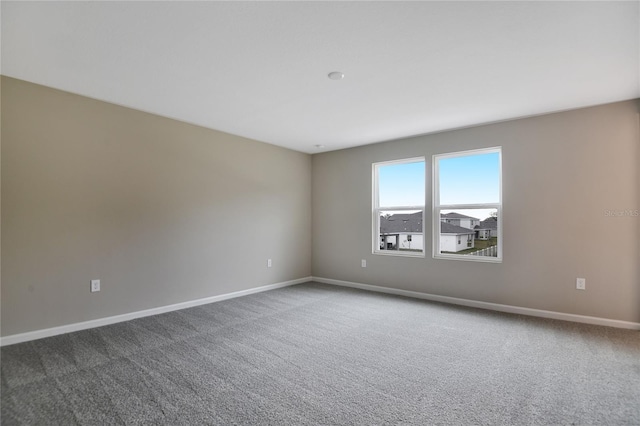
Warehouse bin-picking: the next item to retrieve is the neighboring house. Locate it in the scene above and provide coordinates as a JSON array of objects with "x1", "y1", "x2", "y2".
[
  {"x1": 379, "y1": 211, "x2": 424, "y2": 251},
  {"x1": 474, "y1": 217, "x2": 498, "y2": 239},
  {"x1": 440, "y1": 222, "x2": 475, "y2": 253},
  {"x1": 440, "y1": 212, "x2": 479, "y2": 230},
  {"x1": 380, "y1": 212, "x2": 486, "y2": 252}
]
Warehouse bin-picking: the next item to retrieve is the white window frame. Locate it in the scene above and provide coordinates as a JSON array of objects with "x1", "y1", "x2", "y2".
[
  {"x1": 432, "y1": 147, "x2": 502, "y2": 263},
  {"x1": 372, "y1": 157, "x2": 426, "y2": 257}
]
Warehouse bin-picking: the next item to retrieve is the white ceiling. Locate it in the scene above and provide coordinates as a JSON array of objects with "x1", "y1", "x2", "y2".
[{"x1": 2, "y1": 1, "x2": 639, "y2": 153}]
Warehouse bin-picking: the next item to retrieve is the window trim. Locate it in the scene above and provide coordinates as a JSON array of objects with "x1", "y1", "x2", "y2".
[
  {"x1": 372, "y1": 157, "x2": 426, "y2": 258},
  {"x1": 432, "y1": 147, "x2": 502, "y2": 263}
]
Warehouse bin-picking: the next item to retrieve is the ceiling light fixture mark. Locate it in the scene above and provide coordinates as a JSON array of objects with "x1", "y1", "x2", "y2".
[{"x1": 328, "y1": 72, "x2": 344, "y2": 80}]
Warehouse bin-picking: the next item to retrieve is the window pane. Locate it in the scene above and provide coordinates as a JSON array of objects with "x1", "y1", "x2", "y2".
[
  {"x1": 379, "y1": 210, "x2": 423, "y2": 252},
  {"x1": 378, "y1": 161, "x2": 425, "y2": 207},
  {"x1": 438, "y1": 152, "x2": 499, "y2": 205},
  {"x1": 439, "y1": 208, "x2": 498, "y2": 257}
]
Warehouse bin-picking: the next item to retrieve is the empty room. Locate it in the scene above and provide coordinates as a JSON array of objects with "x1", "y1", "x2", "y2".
[{"x1": 1, "y1": 1, "x2": 639, "y2": 425}]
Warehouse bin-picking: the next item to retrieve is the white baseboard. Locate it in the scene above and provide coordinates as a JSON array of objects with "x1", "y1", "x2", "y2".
[
  {"x1": 312, "y1": 276, "x2": 640, "y2": 330},
  {"x1": 0, "y1": 277, "x2": 311, "y2": 347}
]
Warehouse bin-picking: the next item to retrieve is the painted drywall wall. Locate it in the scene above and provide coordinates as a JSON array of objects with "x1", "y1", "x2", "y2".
[
  {"x1": 1, "y1": 76, "x2": 312, "y2": 336},
  {"x1": 312, "y1": 100, "x2": 640, "y2": 323}
]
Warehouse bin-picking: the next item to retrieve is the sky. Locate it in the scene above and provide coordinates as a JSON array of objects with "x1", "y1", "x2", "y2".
[
  {"x1": 378, "y1": 160, "x2": 425, "y2": 207},
  {"x1": 438, "y1": 152, "x2": 500, "y2": 205},
  {"x1": 378, "y1": 152, "x2": 500, "y2": 222}
]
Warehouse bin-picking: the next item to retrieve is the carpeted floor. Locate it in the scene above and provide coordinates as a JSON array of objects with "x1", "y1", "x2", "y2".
[{"x1": 2, "y1": 282, "x2": 639, "y2": 425}]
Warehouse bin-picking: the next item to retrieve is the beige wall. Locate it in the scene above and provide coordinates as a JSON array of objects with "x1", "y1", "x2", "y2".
[
  {"x1": 1, "y1": 76, "x2": 312, "y2": 336},
  {"x1": 312, "y1": 100, "x2": 640, "y2": 323},
  {"x1": 2, "y1": 75, "x2": 638, "y2": 337}
]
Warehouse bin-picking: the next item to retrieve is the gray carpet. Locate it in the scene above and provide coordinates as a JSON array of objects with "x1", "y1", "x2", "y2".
[{"x1": 2, "y1": 282, "x2": 639, "y2": 425}]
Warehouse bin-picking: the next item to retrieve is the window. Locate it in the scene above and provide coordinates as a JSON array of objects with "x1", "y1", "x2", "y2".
[
  {"x1": 433, "y1": 148, "x2": 502, "y2": 262},
  {"x1": 373, "y1": 158, "x2": 425, "y2": 256}
]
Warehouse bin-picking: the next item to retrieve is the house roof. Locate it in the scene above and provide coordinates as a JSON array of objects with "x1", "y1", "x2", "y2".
[
  {"x1": 380, "y1": 212, "x2": 422, "y2": 234},
  {"x1": 475, "y1": 217, "x2": 498, "y2": 230},
  {"x1": 381, "y1": 213, "x2": 478, "y2": 234},
  {"x1": 441, "y1": 222, "x2": 475, "y2": 235},
  {"x1": 441, "y1": 212, "x2": 479, "y2": 220},
  {"x1": 380, "y1": 212, "x2": 498, "y2": 235}
]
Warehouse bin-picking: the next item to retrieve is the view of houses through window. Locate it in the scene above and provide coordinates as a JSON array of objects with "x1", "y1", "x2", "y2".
[
  {"x1": 373, "y1": 158, "x2": 425, "y2": 256},
  {"x1": 434, "y1": 148, "x2": 502, "y2": 261},
  {"x1": 373, "y1": 148, "x2": 501, "y2": 262},
  {"x1": 439, "y1": 208, "x2": 499, "y2": 257},
  {"x1": 379, "y1": 209, "x2": 424, "y2": 252}
]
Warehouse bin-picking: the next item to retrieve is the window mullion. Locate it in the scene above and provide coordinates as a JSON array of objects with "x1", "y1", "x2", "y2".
[{"x1": 437, "y1": 203, "x2": 500, "y2": 210}]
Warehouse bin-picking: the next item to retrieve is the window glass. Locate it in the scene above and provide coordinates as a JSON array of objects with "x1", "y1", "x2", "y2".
[
  {"x1": 379, "y1": 162, "x2": 425, "y2": 207},
  {"x1": 373, "y1": 158, "x2": 425, "y2": 257},
  {"x1": 434, "y1": 148, "x2": 501, "y2": 262},
  {"x1": 438, "y1": 152, "x2": 500, "y2": 205}
]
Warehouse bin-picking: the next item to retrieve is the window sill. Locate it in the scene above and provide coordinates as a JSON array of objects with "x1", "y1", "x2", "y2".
[
  {"x1": 373, "y1": 251, "x2": 425, "y2": 258},
  {"x1": 433, "y1": 254, "x2": 502, "y2": 263}
]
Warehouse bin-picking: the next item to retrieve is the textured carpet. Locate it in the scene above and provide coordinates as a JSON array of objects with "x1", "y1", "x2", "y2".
[{"x1": 2, "y1": 282, "x2": 639, "y2": 425}]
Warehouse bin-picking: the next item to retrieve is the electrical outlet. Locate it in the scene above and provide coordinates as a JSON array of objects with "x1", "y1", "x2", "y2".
[
  {"x1": 361, "y1": 259, "x2": 367, "y2": 268},
  {"x1": 267, "y1": 259, "x2": 272, "y2": 268},
  {"x1": 576, "y1": 278, "x2": 586, "y2": 290},
  {"x1": 91, "y1": 279, "x2": 101, "y2": 293}
]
